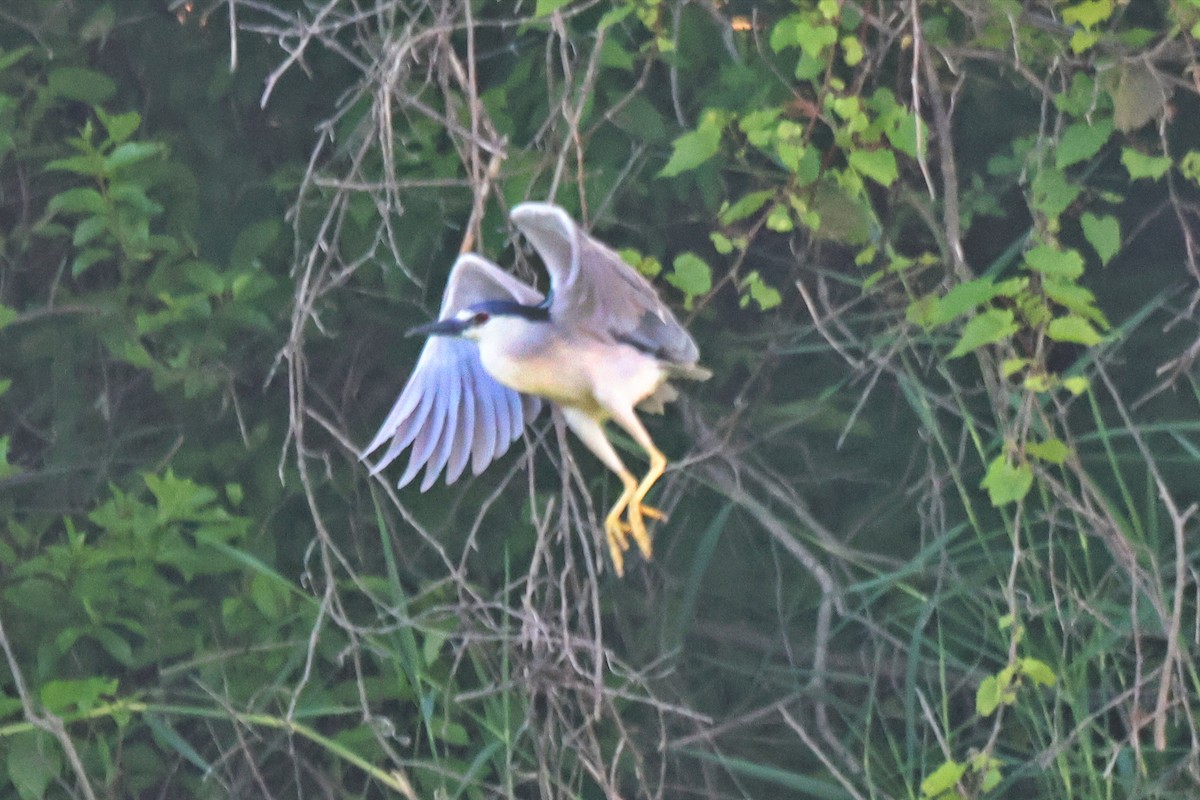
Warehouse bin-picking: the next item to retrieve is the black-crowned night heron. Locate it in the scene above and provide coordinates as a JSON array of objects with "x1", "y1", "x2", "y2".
[{"x1": 361, "y1": 202, "x2": 710, "y2": 575}]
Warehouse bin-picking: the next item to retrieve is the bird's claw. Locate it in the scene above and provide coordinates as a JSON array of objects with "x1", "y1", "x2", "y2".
[{"x1": 604, "y1": 500, "x2": 665, "y2": 576}]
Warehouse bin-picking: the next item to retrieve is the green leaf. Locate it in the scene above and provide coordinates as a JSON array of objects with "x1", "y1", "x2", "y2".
[
  {"x1": 1027, "y1": 437, "x2": 1069, "y2": 464},
  {"x1": 0, "y1": 303, "x2": 17, "y2": 329},
  {"x1": 659, "y1": 114, "x2": 725, "y2": 177},
  {"x1": 1062, "y1": 0, "x2": 1113, "y2": 28},
  {"x1": 1080, "y1": 212, "x2": 1120, "y2": 265},
  {"x1": 741, "y1": 271, "x2": 782, "y2": 311},
  {"x1": 976, "y1": 674, "x2": 1002, "y2": 717},
  {"x1": 719, "y1": 190, "x2": 774, "y2": 224},
  {"x1": 108, "y1": 183, "x2": 163, "y2": 216},
  {"x1": 981, "y1": 455, "x2": 1034, "y2": 506},
  {"x1": 948, "y1": 308, "x2": 1018, "y2": 358},
  {"x1": 1024, "y1": 245, "x2": 1084, "y2": 279},
  {"x1": 250, "y1": 573, "x2": 285, "y2": 619},
  {"x1": 96, "y1": 108, "x2": 141, "y2": 144},
  {"x1": 765, "y1": 203, "x2": 794, "y2": 232},
  {"x1": 1121, "y1": 148, "x2": 1172, "y2": 180},
  {"x1": 145, "y1": 469, "x2": 219, "y2": 521},
  {"x1": 921, "y1": 759, "x2": 966, "y2": 798},
  {"x1": 1020, "y1": 657, "x2": 1058, "y2": 686},
  {"x1": 849, "y1": 147, "x2": 898, "y2": 186},
  {"x1": 841, "y1": 35, "x2": 864, "y2": 66},
  {"x1": 47, "y1": 187, "x2": 107, "y2": 216},
  {"x1": 1047, "y1": 315, "x2": 1103, "y2": 345},
  {"x1": 619, "y1": 248, "x2": 662, "y2": 279},
  {"x1": 89, "y1": 627, "x2": 134, "y2": 665},
  {"x1": 738, "y1": 108, "x2": 782, "y2": 145},
  {"x1": 0, "y1": 46, "x2": 34, "y2": 73},
  {"x1": 104, "y1": 141, "x2": 164, "y2": 171},
  {"x1": 7, "y1": 731, "x2": 62, "y2": 800},
  {"x1": 1030, "y1": 168, "x2": 1081, "y2": 220},
  {"x1": 0, "y1": 435, "x2": 18, "y2": 479},
  {"x1": 1055, "y1": 119, "x2": 1112, "y2": 169},
  {"x1": 47, "y1": 67, "x2": 116, "y2": 103},
  {"x1": 1180, "y1": 150, "x2": 1200, "y2": 186},
  {"x1": 921, "y1": 278, "x2": 1004, "y2": 327},
  {"x1": 72, "y1": 215, "x2": 108, "y2": 247},
  {"x1": 71, "y1": 247, "x2": 111, "y2": 277},
  {"x1": 533, "y1": 0, "x2": 572, "y2": 17},
  {"x1": 40, "y1": 677, "x2": 118, "y2": 713},
  {"x1": 667, "y1": 252, "x2": 713, "y2": 304},
  {"x1": 980, "y1": 763, "x2": 1003, "y2": 792},
  {"x1": 596, "y1": 3, "x2": 634, "y2": 30},
  {"x1": 230, "y1": 219, "x2": 281, "y2": 269},
  {"x1": 795, "y1": 19, "x2": 838, "y2": 58},
  {"x1": 1062, "y1": 376, "x2": 1089, "y2": 395},
  {"x1": 1041, "y1": 279, "x2": 1106, "y2": 324},
  {"x1": 44, "y1": 153, "x2": 105, "y2": 176}
]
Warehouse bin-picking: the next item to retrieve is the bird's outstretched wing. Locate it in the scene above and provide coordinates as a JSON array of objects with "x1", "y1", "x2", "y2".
[
  {"x1": 510, "y1": 202, "x2": 701, "y2": 368},
  {"x1": 361, "y1": 254, "x2": 544, "y2": 490}
]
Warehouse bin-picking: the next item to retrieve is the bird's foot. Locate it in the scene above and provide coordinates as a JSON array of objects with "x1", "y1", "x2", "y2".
[
  {"x1": 603, "y1": 512, "x2": 631, "y2": 577},
  {"x1": 603, "y1": 501, "x2": 666, "y2": 576}
]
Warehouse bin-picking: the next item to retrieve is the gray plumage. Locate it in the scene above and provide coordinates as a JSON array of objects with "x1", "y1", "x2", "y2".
[
  {"x1": 362, "y1": 202, "x2": 710, "y2": 575},
  {"x1": 360, "y1": 254, "x2": 543, "y2": 491}
]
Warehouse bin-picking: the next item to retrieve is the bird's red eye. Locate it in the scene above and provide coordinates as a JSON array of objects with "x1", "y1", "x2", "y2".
[{"x1": 474, "y1": 311, "x2": 490, "y2": 324}]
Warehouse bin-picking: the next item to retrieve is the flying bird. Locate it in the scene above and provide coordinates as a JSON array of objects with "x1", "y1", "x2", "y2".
[{"x1": 362, "y1": 202, "x2": 710, "y2": 575}]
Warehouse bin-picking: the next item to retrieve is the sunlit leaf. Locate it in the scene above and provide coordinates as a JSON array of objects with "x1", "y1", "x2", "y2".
[
  {"x1": 921, "y1": 759, "x2": 966, "y2": 797},
  {"x1": 1030, "y1": 168, "x2": 1081, "y2": 220},
  {"x1": 1021, "y1": 657, "x2": 1058, "y2": 686},
  {"x1": 1121, "y1": 148, "x2": 1172, "y2": 180},
  {"x1": 104, "y1": 141, "x2": 164, "y2": 171},
  {"x1": 1026, "y1": 438, "x2": 1069, "y2": 464},
  {"x1": 1080, "y1": 212, "x2": 1120, "y2": 265},
  {"x1": 981, "y1": 455, "x2": 1034, "y2": 506},
  {"x1": 948, "y1": 308, "x2": 1018, "y2": 358},
  {"x1": 719, "y1": 190, "x2": 775, "y2": 224},
  {"x1": 924, "y1": 278, "x2": 1004, "y2": 326},
  {"x1": 1062, "y1": 0, "x2": 1113, "y2": 28},
  {"x1": 659, "y1": 114, "x2": 725, "y2": 177},
  {"x1": 1056, "y1": 119, "x2": 1112, "y2": 169},
  {"x1": 976, "y1": 674, "x2": 1002, "y2": 717},
  {"x1": 849, "y1": 147, "x2": 898, "y2": 186},
  {"x1": 97, "y1": 108, "x2": 141, "y2": 144},
  {"x1": 533, "y1": 0, "x2": 572, "y2": 17},
  {"x1": 1024, "y1": 245, "x2": 1084, "y2": 279},
  {"x1": 667, "y1": 252, "x2": 712, "y2": 306},
  {"x1": 1047, "y1": 315, "x2": 1103, "y2": 345}
]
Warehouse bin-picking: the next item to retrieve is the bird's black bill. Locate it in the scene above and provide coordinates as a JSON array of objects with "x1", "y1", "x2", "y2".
[{"x1": 406, "y1": 318, "x2": 468, "y2": 337}]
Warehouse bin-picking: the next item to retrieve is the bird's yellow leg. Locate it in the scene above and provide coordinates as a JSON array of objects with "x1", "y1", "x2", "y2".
[
  {"x1": 603, "y1": 471, "x2": 640, "y2": 577},
  {"x1": 622, "y1": 446, "x2": 667, "y2": 560}
]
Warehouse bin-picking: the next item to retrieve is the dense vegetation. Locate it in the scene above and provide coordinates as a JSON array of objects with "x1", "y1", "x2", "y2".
[{"x1": 2, "y1": 0, "x2": 1199, "y2": 797}]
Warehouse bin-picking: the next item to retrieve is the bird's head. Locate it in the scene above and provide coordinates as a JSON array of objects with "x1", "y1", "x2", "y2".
[{"x1": 406, "y1": 299, "x2": 549, "y2": 342}]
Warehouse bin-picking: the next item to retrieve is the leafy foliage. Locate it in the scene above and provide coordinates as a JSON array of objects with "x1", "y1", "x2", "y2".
[{"x1": 2, "y1": 0, "x2": 1200, "y2": 798}]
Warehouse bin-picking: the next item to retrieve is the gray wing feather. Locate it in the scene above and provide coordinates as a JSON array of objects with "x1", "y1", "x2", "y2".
[
  {"x1": 361, "y1": 253, "x2": 544, "y2": 489},
  {"x1": 509, "y1": 202, "x2": 701, "y2": 367},
  {"x1": 444, "y1": 362, "x2": 475, "y2": 485}
]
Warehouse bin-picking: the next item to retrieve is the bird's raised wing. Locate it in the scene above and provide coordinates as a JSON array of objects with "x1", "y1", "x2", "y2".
[
  {"x1": 509, "y1": 202, "x2": 701, "y2": 367},
  {"x1": 361, "y1": 254, "x2": 544, "y2": 490}
]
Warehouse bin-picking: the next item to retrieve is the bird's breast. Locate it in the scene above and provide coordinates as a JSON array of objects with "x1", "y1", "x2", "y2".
[{"x1": 477, "y1": 332, "x2": 666, "y2": 415}]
